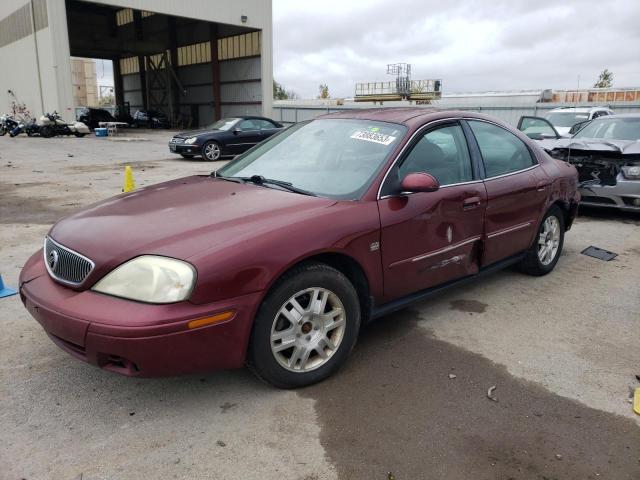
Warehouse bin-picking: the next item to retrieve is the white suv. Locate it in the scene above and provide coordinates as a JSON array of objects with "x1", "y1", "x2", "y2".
[{"x1": 545, "y1": 106, "x2": 615, "y2": 136}]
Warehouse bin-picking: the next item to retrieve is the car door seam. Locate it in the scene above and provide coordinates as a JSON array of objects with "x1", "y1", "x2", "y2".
[{"x1": 486, "y1": 221, "x2": 534, "y2": 239}]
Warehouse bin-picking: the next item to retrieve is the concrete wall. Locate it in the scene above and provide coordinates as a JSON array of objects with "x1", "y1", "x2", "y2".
[
  {"x1": 0, "y1": 1, "x2": 47, "y2": 116},
  {"x1": 0, "y1": 0, "x2": 75, "y2": 120}
]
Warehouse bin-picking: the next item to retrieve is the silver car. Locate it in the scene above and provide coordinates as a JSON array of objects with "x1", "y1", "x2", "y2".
[{"x1": 518, "y1": 114, "x2": 640, "y2": 212}]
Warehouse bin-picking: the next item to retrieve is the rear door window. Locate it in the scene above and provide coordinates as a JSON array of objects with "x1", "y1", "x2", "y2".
[
  {"x1": 257, "y1": 119, "x2": 278, "y2": 130},
  {"x1": 468, "y1": 120, "x2": 535, "y2": 178},
  {"x1": 239, "y1": 119, "x2": 260, "y2": 130}
]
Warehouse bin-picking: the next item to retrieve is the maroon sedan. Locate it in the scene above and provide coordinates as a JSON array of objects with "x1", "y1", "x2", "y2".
[{"x1": 20, "y1": 109, "x2": 579, "y2": 388}]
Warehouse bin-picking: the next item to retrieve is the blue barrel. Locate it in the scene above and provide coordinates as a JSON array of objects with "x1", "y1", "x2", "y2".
[{"x1": 94, "y1": 128, "x2": 108, "y2": 137}]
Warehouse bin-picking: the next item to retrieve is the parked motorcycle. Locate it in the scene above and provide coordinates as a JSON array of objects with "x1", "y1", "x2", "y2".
[
  {"x1": 0, "y1": 113, "x2": 19, "y2": 136},
  {"x1": 38, "y1": 112, "x2": 90, "y2": 138},
  {"x1": 9, "y1": 118, "x2": 40, "y2": 137}
]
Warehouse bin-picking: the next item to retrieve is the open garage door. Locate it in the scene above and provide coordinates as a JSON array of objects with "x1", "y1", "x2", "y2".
[{"x1": 65, "y1": 1, "x2": 269, "y2": 127}]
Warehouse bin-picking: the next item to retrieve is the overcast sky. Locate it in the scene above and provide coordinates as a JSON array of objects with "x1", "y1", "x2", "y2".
[{"x1": 273, "y1": 0, "x2": 640, "y2": 99}]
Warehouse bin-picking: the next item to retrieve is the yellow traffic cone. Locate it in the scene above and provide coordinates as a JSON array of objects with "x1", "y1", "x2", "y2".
[{"x1": 123, "y1": 165, "x2": 135, "y2": 192}]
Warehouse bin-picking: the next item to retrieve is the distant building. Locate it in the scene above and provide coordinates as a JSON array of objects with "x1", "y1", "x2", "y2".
[
  {"x1": 0, "y1": 0, "x2": 272, "y2": 125},
  {"x1": 71, "y1": 58, "x2": 98, "y2": 107}
]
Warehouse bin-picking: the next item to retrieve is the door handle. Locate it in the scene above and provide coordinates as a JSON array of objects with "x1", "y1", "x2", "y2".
[
  {"x1": 463, "y1": 196, "x2": 481, "y2": 209},
  {"x1": 537, "y1": 181, "x2": 550, "y2": 191}
]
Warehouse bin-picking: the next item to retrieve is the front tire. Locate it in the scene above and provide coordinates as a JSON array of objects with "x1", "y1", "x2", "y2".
[
  {"x1": 248, "y1": 263, "x2": 361, "y2": 388},
  {"x1": 518, "y1": 205, "x2": 565, "y2": 276},
  {"x1": 202, "y1": 141, "x2": 221, "y2": 161},
  {"x1": 74, "y1": 132, "x2": 86, "y2": 138}
]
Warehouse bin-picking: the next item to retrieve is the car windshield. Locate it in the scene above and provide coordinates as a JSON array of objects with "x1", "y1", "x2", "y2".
[
  {"x1": 572, "y1": 117, "x2": 640, "y2": 141},
  {"x1": 217, "y1": 118, "x2": 407, "y2": 200},
  {"x1": 546, "y1": 112, "x2": 591, "y2": 127},
  {"x1": 209, "y1": 118, "x2": 240, "y2": 131}
]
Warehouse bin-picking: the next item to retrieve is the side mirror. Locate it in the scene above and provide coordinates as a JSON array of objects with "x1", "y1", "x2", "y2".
[
  {"x1": 233, "y1": 127, "x2": 242, "y2": 134},
  {"x1": 400, "y1": 172, "x2": 439, "y2": 193}
]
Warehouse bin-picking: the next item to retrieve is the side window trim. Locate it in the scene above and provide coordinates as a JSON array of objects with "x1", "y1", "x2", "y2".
[
  {"x1": 460, "y1": 120, "x2": 485, "y2": 179},
  {"x1": 463, "y1": 118, "x2": 538, "y2": 180}
]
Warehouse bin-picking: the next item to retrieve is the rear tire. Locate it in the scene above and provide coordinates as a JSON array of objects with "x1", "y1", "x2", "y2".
[
  {"x1": 39, "y1": 126, "x2": 54, "y2": 138},
  {"x1": 518, "y1": 205, "x2": 565, "y2": 276},
  {"x1": 0, "y1": 127, "x2": 6, "y2": 136},
  {"x1": 248, "y1": 263, "x2": 361, "y2": 388}
]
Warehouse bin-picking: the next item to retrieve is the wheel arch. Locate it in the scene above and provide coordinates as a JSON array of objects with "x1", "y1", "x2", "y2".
[
  {"x1": 260, "y1": 251, "x2": 373, "y2": 325},
  {"x1": 550, "y1": 199, "x2": 573, "y2": 231}
]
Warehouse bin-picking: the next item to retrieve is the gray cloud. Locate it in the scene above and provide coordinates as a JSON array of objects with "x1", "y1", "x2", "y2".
[{"x1": 274, "y1": 0, "x2": 640, "y2": 98}]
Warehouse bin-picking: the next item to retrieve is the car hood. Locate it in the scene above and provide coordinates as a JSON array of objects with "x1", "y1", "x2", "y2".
[
  {"x1": 175, "y1": 129, "x2": 219, "y2": 139},
  {"x1": 546, "y1": 137, "x2": 640, "y2": 155},
  {"x1": 554, "y1": 126, "x2": 572, "y2": 136},
  {"x1": 48, "y1": 176, "x2": 336, "y2": 287}
]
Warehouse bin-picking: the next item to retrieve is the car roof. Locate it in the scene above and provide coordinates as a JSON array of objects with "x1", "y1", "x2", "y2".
[
  {"x1": 607, "y1": 113, "x2": 640, "y2": 118},
  {"x1": 548, "y1": 106, "x2": 611, "y2": 113},
  {"x1": 236, "y1": 115, "x2": 278, "y2": 121},
  {"x1": 317, "y1": 107, "x2": 504, "y2": 128},
  {"x1": 320, "y1": 107, "x2": 438, "y2": 124}
]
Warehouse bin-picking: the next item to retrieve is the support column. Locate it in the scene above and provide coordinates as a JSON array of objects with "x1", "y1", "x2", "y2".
[
  {"x1": 168, "y1": 17, "x2": 179, "y2": 122},
  {"x1": 260, "y1": 6, "x2": 274, "y2": 118},
  {"x1": 112, "y1": 58, "x2": 124, "y2": 106},
  {"x1": 133, "y1": 10, "x2": 147, "y2": 110},
  {"x1": 210, "y1": 24, "x2": 221, "y2": 121},
  {"x1": 138, "y1": 56, "x2": 148, "y2": 110}
]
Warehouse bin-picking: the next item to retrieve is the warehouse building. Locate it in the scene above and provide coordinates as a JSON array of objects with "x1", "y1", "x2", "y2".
[{"x1": 0, "y1": 0, "x2": 273, "y2": 126}]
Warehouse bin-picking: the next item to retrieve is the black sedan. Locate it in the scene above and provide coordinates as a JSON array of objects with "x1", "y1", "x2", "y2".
[{"x1": 169, "y1": 116, "x2": 284, "y2": 160}]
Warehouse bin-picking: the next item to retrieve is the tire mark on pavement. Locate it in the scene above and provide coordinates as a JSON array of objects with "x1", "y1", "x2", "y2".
[{"x1": 302, "y1": 311, "x2": 640, "y2": 479}]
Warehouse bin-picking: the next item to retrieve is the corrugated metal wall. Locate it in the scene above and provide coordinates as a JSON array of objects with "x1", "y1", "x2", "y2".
[
  {"x1": 220, "y1": 56, "x2": 262, "y2": 118},
  {"x1": 122, "y1": 72, "x2": 143, "y2": 110},
  {"x1": 117, "y1": 33, "x2": 263, "y2": 125}
]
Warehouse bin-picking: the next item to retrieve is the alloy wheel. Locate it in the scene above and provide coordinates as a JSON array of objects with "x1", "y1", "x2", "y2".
[
  {"x1": 538, "y1": 215, "x2": 560, "y2": 265},
  {"x1": 270, "y1": 287, "x2": 346, "y2": 372},
  {"x1": 204, "y1": 143, "x2": 221, "y2": 160}
]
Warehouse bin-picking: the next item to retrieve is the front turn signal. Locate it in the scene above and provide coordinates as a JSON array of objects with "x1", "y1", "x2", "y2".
[{"x1": 187, "y1": 310, "x2": 236, "y2": 329}]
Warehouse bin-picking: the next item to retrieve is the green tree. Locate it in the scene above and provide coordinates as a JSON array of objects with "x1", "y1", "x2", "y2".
[
  {"x1": 593, "y1": 69, "x2": 613, "y2": 88},
  {"x1": 98, "y1": 94, "x2": 115, "y2": 107},
  {"x1": 317, "y1": 84, "x2": 330, "y2": 99},
  {"x1": 273, "y1": 80, "x2": 297, "y2": 100}
]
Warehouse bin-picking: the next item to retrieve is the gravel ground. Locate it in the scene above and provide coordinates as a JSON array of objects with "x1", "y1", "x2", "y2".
[{"x1": 0, "y1": 131, "x2": 638, "y2": 479}]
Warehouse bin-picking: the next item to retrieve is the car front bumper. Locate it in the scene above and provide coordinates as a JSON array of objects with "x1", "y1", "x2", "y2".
[
  {"x1": 19, "y1": 252, "x2": 261, "y2": 377},
  {"x1": 579, "y1": 175, "x2": 640, "y2": 212},
  {"x1": 169, "y1": 142, "x2": 202, "y2": 155}
]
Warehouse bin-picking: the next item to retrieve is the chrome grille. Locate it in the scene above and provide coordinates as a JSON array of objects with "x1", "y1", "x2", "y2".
[
  {"x1": 44, "y1": 236, "x2": 95, "y2": 286},
  {"x1": 170, "y1": 137, "x2": 185, "y2": 144}
]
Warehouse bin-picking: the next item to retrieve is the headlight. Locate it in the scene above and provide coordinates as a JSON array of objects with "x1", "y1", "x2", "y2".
[
  {"x1": 622, "y1": 165, "x2": 640, "y2": 180},
  {"x1": 92, "y1": 255, "x2": 196, "y2": 303},
  {"x1": 184, "y1": 137, "x2": 197, "y2": 144}
]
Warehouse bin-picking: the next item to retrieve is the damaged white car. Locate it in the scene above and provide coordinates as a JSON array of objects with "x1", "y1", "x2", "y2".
[{"x1": 518, "y1": 114, "x2": 640, "y2": 212}]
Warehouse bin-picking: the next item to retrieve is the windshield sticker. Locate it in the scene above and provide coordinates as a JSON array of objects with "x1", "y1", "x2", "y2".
[{"x1": 350, "y1": 130, "x2": 396, "y2": 145}]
